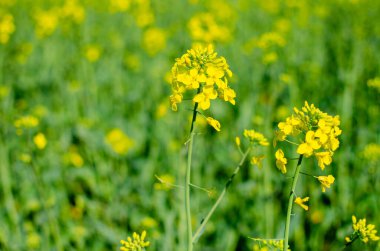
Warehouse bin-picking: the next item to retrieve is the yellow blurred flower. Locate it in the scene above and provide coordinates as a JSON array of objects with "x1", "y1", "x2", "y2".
[
  {"x1": 0, "y1": 13, "x2": 15, "y2": 44},
  {"x1": 251, "y1": 155, "x2": 265, "y2": 168},
  {"x1": 316, "y1": 175, "x2": 335, "y2": 192},
  {"x1": 60, "y1": 0, "x2": 85, "y2": 24},
  {"x1": 142, "y1": 27, "x2": 166, "y2": 56},
  {"x1": 33, "y1": 133, "x2": 47, "y2": 150},
  {"x1": 367, "y1": 77, "x2": 380, "y2": 91},
  {"x1": 275, "y1": 149, "x2": 287, "y2": 174},
  {"x1": 26, "y1": 232, "x2": 41, "y2": 249},
  {"x1": 206, "y1": 117, "x2": 221, "y2": 131},
  {"x1": 154, "y1": 174, "x2": 175, "y2": 191},
  {"x1": 294, "y1": 196, "x2": 309, "y2": 211},
  {"x1": 243, "y1": 129, "x2": 269, "y2": 146},
  {"x1": 34, "y1": 9, "x2": 59, "y2": 38},
  {"x1": 105, "y1": 128, "x2": 134, "y2": 155},
  {"x1": 14, "y1": 115, "x2": 39, "y2": 128},
  {"x1": 110, "y1": 0, "x2": 131, "y2": 13},
  {"x1": 20, "y1": 153, "x2": 32, "y2": 163},
  {"x1": 84, "y1": 44, "x2": 101, "y2": 63},
  {"x1": 345, "y1": 216, "x2": 380, "y2": 244}
]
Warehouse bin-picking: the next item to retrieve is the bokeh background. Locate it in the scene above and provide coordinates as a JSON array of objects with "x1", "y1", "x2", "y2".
[{"x1": 0, "y1": 0, "x2": 379, "y2": 250}]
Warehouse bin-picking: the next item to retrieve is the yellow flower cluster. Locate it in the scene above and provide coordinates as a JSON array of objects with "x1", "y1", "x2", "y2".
[
  {"x1": 120, "y1": 231, "x2": 150, "y2": 251},
  {"x1": 0, "y1": 13, "x2": 15, "y2": 44},
  {"x1": 243, "y1": 129, "x2": 269, "y2": 146},
  {"x1": 275, "y1": 101, "x2": 341, "y2": 171},
  {"x1": 188, "y1": 13, "x2": 231, "y2": 43},
  {"x1": 367, "y1": 77, "x2": 380, "y2": 91},
  {"x1": 316, "y1": 175, "x2": 335, "y2": 192},
  {"x1": 294, "y1": 196, "x2": 309, "y2": 211},
  {"x1": 345, "y1": 216, "x2": 380, "y2": 244},
  {"x1": 14, "y1": 115, "x2": 39, "y2": 128},
  {"x1": 105, "y1": 128, "x2": 134, "y2": 155},
  {"x1": 170, "y1": 44, "x2": 235, "y2": 111},
  {"x1": 362, "y1": 143, "x2": 380, "y2": 162}
]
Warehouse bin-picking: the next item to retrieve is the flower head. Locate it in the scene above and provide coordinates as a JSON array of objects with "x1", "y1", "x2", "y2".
[
  {"x1": 33, "y1": 133, "x2": 47, "y2": 150},
  {"x1": 243, "y1": 129, "x2": 269, "y2": 146},
  {"x1": 105, "y1": 128, "x2": 134, "y2": 155},
  {"x1": 120, "y1": 230, "x2": 150, "y2": 251},
  {"x1": 345, "y1": 216, "x2": 380, "y2": 244},
  {"x1": 274, "y1": 101, "x2": 341, "y2": 171},
  {"x1": 316, "y1": 175, "x2": 335, "y2": 192},
  {"x1": 275, "y1": 149, "x2": 287, "y2": 174},
  {"x1": 170, "y1": 44, "x2": 235, "y2": 111},
  {"x1": 206, "y1": 117, "x2": 221, "y2": 131},
  {"x1": 294, "y1": 196, "x2": 309, "y2": 211}
]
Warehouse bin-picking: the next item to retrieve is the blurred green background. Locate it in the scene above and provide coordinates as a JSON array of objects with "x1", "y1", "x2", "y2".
[{"x1": 0, "y1": 0, "x2": 379, "y2": 250}]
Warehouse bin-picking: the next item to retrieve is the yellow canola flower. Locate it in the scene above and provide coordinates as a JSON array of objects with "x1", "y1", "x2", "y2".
[
  {"x1": 235, "y1": 136, "x2": 241, "y2": 147},
  {"x1": 243, "y1": 129, "x2": 269, "y2": 146},
  {"x1": 275, "y1": 101, "x2": 341, "y2": 171},
  {"x1": 294, "y1": 196, "x2": 309, "y2": 211},
  {"x1": 105, "y1": 128, "x2": 134, "y2": 155},
  {"x1": 345, "y1": 216, "x2": 380, "y2": 244},
  {"x1": 251, "y1": 155, "x2": 265, "y2": 168},
  {"x1": 170, "y1": 44, "x2": 235, "y2": 112},
  {"x1": 142, "y1": 27, "x2": 166, "y2": 56},
  {"x1": 206, "y1": 117, "x2": 221, "y2": 131},
  {"x1": 120, "y1": 230, "x2": 150, "y2": 251},
  {"x1": 14, "y1": 115, "x2": 39, "y2": 128},
  {"x1": 85, "y1": 45, "x2": 101, "y2": 63},
  {"x1": 316, "y1": 175, "x2": 335, "y2": 192},
  {"x1": 275, "y1": 149, "x2": 287, "y2": 174},
  {"x1": 0, "y1": 13, "x2": 15, "y2": 44},
  {"x1": 34, "y1": 9, "x2": 59, "y2": 38},
  {"x1": 33, "y1": 133, "x2": 47, "y2": 150}
]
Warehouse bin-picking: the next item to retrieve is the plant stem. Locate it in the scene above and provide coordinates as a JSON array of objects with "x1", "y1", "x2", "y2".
[
  {"x1": 192, "y1": 147, "x2": 251, "y2": 243},
  {"x1": 186, "y1": 131, "x2": 195, "y2": 251},
  {"x1": 185, "y1": 97, "x2": 199, "y2": 251},
  {"x1": 283, "y1": 154, "x2": 303, "y2": 251}
]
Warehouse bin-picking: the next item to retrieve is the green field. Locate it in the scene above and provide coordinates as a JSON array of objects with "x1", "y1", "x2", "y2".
[{"x1": 0, "y1": 0, "x2": 379, "y2": 250}]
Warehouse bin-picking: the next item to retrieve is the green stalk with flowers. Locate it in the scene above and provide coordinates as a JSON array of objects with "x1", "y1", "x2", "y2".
[{"x1": 273, "y1": 102, "x2": 342, "y2": 251}]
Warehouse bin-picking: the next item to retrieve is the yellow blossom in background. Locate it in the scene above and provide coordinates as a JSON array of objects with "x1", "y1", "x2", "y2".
[
  {"x1": 105, "y1": 128, "x2": 134, "y2": 155},
  {"x1": 274, "y1": 101, "x2": 341, "y2": 171},
  {"x1": 66, "y1": 147, "x2": 84, "y2": 168},
  {"x1": 206, "y1": 117, "x2": 221, "y2": 131},
  {"x1": 294, "y1": 196, "x2": 309, "y2": 211},
  {"x1": 262, "y1": 51, "x2": 278, "y2": 65},
  {"x1": 120, "y1": 231, "x2": 150, "y2": 251},
  {"x1": 14, "y1": 115, "x2": 39, "y2": 128},
  {"x1": 33, "y1": 133, "x2": 47, "y2": 150},
  {"x1": 20, "y1": 153, "x2": 32, "y2": 163},
  {"x1": 235, "y1": 136, "x2": 241, "y2": 147},
  {"x1": 316, "y1": 175, "x2": 335, "y2": 192},
  {"x1": 275, "y1": 149, "x2": 287, "y2": 174},
  {"x1": 154, "y1": 174, "x2": 175, "y2": 191},
  {"x1": 0, "y1": 13, "x2": 15, "y2": 44},
  {"x1": 142, "y1": 28, "x2": 166, "y2": 56},
  {"x1": 170, "y1": 44, "x2": 234, "y2": 112},
  {"x1": 362, "y1": 143, "x2": 380, "y2": 162},
  {"x1": 85, "y1": 44, "x2": 101, "y2": 63},
  {"x1": 109, "y1": 0, "x2": 131, "y2": 13},
  {"x1": 243, "y1": 129, "x2": 269, "y2": 146},
  {"x1": 188, "y1": 13, "x2": 231, "y2": 43},
  {"x1": 60, "y1": 0, "x2": 85, "y2": 24},
  {"x1": 367, "y1": 77, "x2": 380, "y2": 91},
  {"x1": 26, "y1": 232, "x2": 41, "y2": 249},
  {"x1": 345, "y1": 216, "x2": 380, "y2": 244},
  {"x1": 34, "y1": 9, "x2": 59, "y2": 38},
  {"x1": 251, "y1": 155, "x2": 265, "y2": 168}
]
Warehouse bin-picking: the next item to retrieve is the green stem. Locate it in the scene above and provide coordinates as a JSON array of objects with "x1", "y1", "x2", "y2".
[
  {"x1": 192, "y1": 147, "x2": 251, "y2": 243},
  {"x1": 186, "y1": 131, "x2": 195, "y2": 251},
  {"x1": 185, "y1": 97, "x2": 199, "y2": 251},
  {"x1": 283, "y1": 154, "x2": 303, "y2": 251}
]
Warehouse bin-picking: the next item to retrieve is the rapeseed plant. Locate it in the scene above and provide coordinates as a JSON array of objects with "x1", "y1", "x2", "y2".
[
  {"x1": 345, "y1": 216, "x2": 379, "y2": 246},
  {"x1": 273, "y1": 101, "x2": 341, "y2": 251},
  {"x1": 120, "y1": 231, "x2": 150, "y2": 251}
]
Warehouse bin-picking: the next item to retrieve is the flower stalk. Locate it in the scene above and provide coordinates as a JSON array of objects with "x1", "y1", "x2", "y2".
[
  {"x1": 283, "y1": 154, "x2": 303, "y2": 251},
  {"x1": 192, "y1": 147, "x2": 251, "y2": 243}
]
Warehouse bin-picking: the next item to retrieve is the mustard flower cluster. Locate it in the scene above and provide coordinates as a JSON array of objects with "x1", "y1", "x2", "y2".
[
  {"x1": 243, "y1": 129, "x2": 269, "y2": 146},
  {"x1": 345, "y1": 216, "x2": 380, "y2": 244},
  {"x1": 170, "y1": 44, "x2": 235, "y2": 111},
  {"x1": 120, "y1": 231, "x2": 150, "y2": 251},
  {"x1": 274, "y1": 102, "x2": 341, "y2": 194}
]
